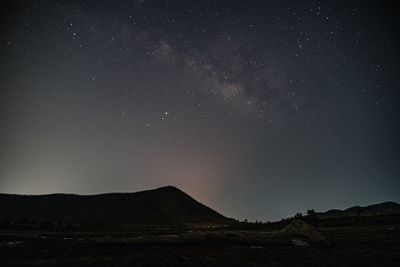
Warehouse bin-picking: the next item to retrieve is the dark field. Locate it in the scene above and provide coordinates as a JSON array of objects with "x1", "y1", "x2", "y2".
[{"x1": 1, "y1": 223, "x2": 399, "y2": 266}]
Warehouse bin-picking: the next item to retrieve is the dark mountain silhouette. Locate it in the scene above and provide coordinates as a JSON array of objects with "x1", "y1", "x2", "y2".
[
  {"x1": 0, "y1": 186, "x2": 234, "y2": 225},
  {"x1": 317, "y1": 201, "x2": 400, "y2": 219}
]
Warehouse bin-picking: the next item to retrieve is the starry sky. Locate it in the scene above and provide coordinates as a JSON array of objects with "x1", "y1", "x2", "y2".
[{"x1": 1, "y1": 0, "x2": 399, "y2": 221}]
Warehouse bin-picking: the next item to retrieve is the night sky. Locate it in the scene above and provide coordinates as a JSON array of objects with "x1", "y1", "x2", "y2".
[{"x1": 1, "y1": 0, "x2": 399, "y2": 221}]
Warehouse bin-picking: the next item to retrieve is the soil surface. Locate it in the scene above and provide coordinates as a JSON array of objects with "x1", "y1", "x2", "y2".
[{"x1": 1, "y1": 224, "x2": 399, "y2": 266}]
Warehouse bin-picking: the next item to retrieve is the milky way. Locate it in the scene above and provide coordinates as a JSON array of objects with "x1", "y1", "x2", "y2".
[{"x1": 1, "y1": 0, "x2": 399, "y2": 220}]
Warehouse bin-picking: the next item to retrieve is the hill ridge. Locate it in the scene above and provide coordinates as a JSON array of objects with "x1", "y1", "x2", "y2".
[
  {"x1": 0, "y1": 186, "x2": 234, "y2": 225},
  {"x1": 318, "y1": 201, "x2": 400, "y2": 218}
]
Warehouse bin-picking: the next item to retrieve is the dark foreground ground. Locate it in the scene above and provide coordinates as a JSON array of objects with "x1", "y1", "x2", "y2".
[{"x1": 1, "y1": 223, "x2": 399, "y2": 266}]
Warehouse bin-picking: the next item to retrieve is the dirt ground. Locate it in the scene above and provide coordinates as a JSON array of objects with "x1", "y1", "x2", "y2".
[{"x1": 1, "y1": 224, "x2": 399, "y2": 266}]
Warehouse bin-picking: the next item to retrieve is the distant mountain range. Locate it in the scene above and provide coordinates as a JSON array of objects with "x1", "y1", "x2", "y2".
[
  {"x1": 317, "y1": 201, "x2": 400, "y2": 219},
  {"x1": 1, "y1": 186, "x2": 398, "y2": 225},
  {"x1": 0, "y1": 186, "x2": 234, "y2": 225}
]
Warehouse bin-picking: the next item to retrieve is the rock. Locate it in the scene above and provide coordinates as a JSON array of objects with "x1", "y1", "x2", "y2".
[
  {"x1": 291, "y1": 239, "x2": 309, "y2": 246},
  {"x1": 280, "y1": 220, "x2": 325, "y2": 242}
]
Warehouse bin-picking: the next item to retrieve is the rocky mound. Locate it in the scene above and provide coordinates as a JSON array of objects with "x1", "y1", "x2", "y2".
[{"x1": 280, "y1": 220, "x2": 325, "y2": 242}]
